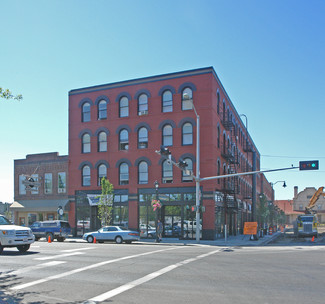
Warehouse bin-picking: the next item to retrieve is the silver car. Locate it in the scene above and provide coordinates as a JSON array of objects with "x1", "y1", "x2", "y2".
[{"x1": 83, "y1": 226, "x2": 139, "y2": 244}]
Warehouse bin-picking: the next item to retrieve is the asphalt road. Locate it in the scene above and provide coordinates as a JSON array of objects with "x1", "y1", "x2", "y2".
[{"x1": 1, "y1": 240, "x2": 325, "y2": 304}]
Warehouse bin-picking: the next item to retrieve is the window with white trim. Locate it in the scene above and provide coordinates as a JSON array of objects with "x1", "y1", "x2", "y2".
[
  {"x1": 98, "y1": 164, "x2": 107, "y2": 186},
  {"x1": 162, "y1": 160, "x2": 173, "y2": 183},
  {"x1": 98, "y1": 100, "x2": 107, "y2": 120},
  {"x1": 138, "y1": 94, "x2": 148, "y2": 116},
  {"x1": 138, "y1": 127, "x2": 148, "y2": 149},
  {"x1": 119, "y1": 96, "x2": 129, "y2": 117},
  {"x1": 82, "y1": 102, "x2": 91, "y2": 122},
  {"x1": 162, "y1": 124, "x2": 173, "y2": 147},
  {"x1": 119, "y1": 129, "x2": 129, "y2": 150},
  {"x1": 182, "y1": 122, "x2": 193, "y2": 145},
  {"x1": 82, "y1": 133, "x2": 91, "y2": 153},
  {"x1": 119, "y1": 163, "x2": 129, "y2": 185},
  {"x1": 182, "y1": 88, "x2": 193, "y2": 110},
  {"x1": 182, "y1": 158, "x2": 193, "y2": 182},
  {"x1": 162, "y1": 90, "x2": 173, "y2": 112},
  {"x1": 82, "y1": 165, "x2": 91, "y2": 186},
  {"x1": 98, "y1": 132, "x2": 107, "y2": 152},
  {"x1": 138, "y1": 161, "x2": 148, "y2": 184}
]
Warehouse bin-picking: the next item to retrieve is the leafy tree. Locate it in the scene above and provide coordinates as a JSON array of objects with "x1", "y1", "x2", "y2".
[
  {"x1": 257, "y1": 194, "x2": 270, "y2": 228},
  {"x1": 0, "y1": 87, "x2": 22, "y2": 100},
  {"x1": 97, "y1": 177, "x2": 114, "y2": 226}
]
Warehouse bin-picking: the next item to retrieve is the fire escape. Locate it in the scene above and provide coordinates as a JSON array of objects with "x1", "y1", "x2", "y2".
[{"x1": 221, "y1": 111, "x2": 240, "y2": 210}]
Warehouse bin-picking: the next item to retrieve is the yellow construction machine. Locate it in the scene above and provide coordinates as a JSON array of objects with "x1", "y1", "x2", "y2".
[{"x1": 294, "y1": 187, "x2": 325, "y2": 237}]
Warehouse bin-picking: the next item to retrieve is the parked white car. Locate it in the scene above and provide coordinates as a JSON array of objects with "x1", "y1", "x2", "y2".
[{"x1": 0, "y1": 214, "x2": 35, "y2": 254}]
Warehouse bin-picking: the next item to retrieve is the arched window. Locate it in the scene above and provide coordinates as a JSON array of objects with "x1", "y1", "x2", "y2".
[
  {"x1": 98, "y1": 132, "x2": 107, "y2": 152},
  {"x1": 98, "y1": 100, "x2": 107, "y2": 120},
  {"x1": 82, "y1": 133, "x2": 91, "y2": 153},
  {"x1": 119, "y1": 96, "x2": 129, "y2": 118},
  {"x1": 182, "y1": 122, "x2": 193, "y2": 145},
  {"x1": 182, "y1": 158, "x2": 193, "y2": 182},
  {"x1": 138, "y1": 93, "x2": 148, "y2": 116},
  {"x1": 138, "y1": 127, "x2": 148, "y2": 149},
  {"x1": 162, "y1": 124, "x2": 173, "y2": 147},
  {"x1": 162, "y1": 160, "x2": 173, "y2": 183},
  {"x1": 138, "y1": 161, "x2": 148, "y2": 184},
  {"x1": 217, "y1": 160, "x2": 221, "y2": 184},
  {"x1": 217, "y1": 126, "x2": 220, "y2": 148},
  {"x1": 182, "y1": 88, "x2": 193, "y2": 110},
  {"x1": 82, "y1": 165, "x2": 91, "y2": 186},
  {"x1": 162, "y1": 90, "x2": 173, "y2": 112},
  {"x1": 119, "y1": 163, "x2": 129, "y2": 185},
  {"x1": 98, "y1": 164, "x2": 107, "y2": 186},
  {"x1": 119, "y1": 129, "x2": 129, "y2": 150},
  {"x1": 82, "y1": 102, "x2": 91, "y2": 122}
]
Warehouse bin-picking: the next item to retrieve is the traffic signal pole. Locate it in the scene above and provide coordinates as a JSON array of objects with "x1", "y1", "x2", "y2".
[{"x1": 156, "y1": 146, "x2": 318, "y2": 242}]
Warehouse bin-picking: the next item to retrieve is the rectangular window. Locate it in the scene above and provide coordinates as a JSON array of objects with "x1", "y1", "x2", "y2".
[
  {"x1": 58, "y1": 172, "x2": 66, "y2": 193},
  {"x1": 19, "y1": 175, "x2": 26, "y2": 195},
  {"x1": 31, "y1": 174, "x2": 39, "y2": 195},
  {"x1": 44, "y1": 173, "x2": 53, "y2": 194}
]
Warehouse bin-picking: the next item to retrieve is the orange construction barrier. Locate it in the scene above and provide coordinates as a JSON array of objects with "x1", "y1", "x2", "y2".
[{"x1": 269, "y1": 227, "x2": 273, "y2": 235}]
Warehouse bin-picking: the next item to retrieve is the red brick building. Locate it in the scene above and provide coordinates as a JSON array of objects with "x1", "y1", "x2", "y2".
[{"x1": 68, "y1": 67, "x2": 273, "y2": 239}]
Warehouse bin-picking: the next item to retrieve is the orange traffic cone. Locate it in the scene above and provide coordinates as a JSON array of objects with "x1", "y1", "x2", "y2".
[
  {"x1": 93, "y1": 237, "x2": 96, "y2": 243},
  {"x1": 311, "y1": 236, "x2": 315, "y2": 242},
  {"x1": 48, "y1": 236, "x2": 52, "y2": 243}
]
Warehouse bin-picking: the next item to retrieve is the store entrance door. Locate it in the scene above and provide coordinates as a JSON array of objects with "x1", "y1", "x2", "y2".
[
  {"x1": 163, "y1": 206, "x2": 181, "y2": 238},
  {"x1": 162, "y1": 205, "x2": 199, "y2": 240}
]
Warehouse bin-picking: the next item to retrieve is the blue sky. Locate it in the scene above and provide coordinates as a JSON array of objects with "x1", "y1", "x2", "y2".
[{"x1": 1, "y1": 0, "x2": 324, "y2": 203}]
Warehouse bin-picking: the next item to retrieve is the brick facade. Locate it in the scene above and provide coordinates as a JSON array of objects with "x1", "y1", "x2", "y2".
[{"x1": 68, "y1": 67, "x2": 273, "y2": 239}]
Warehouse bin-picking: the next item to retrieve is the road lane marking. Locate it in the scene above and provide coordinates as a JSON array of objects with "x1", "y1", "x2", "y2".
[
  {"x1": 86, "y1": 249, "x2": 221, "y2": 303},
  {"x1": 8, "y1": 261, "x2": 66, "y2": 275},
  {"x1": 34, "y1": 252, "x2": 84, "y2": 261},
  {"x1": 61, "y1": 247, "x2": 94, "y2": 253},
  {"x1": 10, "y1": 247, "x2": 181, "y2": 291}
]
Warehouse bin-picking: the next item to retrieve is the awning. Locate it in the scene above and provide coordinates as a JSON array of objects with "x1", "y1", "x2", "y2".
[
  {"x1": 11, "y1": 199, "x2": 69, "y2": 212},
  {"x1": 10, "y1": 201, "x2": 24, "y2": 208}
]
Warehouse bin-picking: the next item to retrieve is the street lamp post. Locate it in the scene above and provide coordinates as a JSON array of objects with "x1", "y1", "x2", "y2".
[
  {"x1": 184, "y1": 92, "x2": 201, "y2": 243},
  {"x1": 154, "y1": 180, "x2": 159, "y2": 242}
]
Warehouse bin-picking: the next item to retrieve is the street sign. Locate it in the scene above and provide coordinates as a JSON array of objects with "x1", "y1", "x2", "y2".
[{"x1": 243, "y1": 222, "x2": 258, "y2": 235}]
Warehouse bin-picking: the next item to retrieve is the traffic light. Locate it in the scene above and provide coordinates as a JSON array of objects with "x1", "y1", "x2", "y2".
[
  {"x1": 178, "y1": 160, "x2": 188, "y2": 170},
  {"x1": 299, "y1": 160, "x2": 319, "y2": 170},
  {"x1": 160, "y1": 145, "x2": 171, "y2": 156}
]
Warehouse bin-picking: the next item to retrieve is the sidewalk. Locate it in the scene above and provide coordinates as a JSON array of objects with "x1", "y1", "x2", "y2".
[{"x1": 67, "y1": 232, "x2": 281, "y2": 247}]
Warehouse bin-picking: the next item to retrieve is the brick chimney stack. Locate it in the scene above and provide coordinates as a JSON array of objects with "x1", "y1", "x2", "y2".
[{"x1": 294, "y1": 186, "x2": 298, "y2": 199}]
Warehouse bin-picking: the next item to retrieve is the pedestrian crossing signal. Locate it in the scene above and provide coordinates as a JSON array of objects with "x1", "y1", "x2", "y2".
[{"x1": 299, "y1": 160, "x2": 319, "y2": 170}]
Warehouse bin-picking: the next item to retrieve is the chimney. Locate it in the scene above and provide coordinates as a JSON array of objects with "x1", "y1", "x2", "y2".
[{"x1": 294, "y1": 186, "x2": 298, "y2": 199}]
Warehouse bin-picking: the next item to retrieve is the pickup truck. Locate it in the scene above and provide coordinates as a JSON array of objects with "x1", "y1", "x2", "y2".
[
  {"x1": 0, "y1": 214, "x2": 35, "y2": 254},
  {"x1": 30, "y1": 220, "x2": 71, "y2": 242}
]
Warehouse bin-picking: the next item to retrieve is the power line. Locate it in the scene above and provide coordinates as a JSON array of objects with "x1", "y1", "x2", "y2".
[{"x1": 262, "y1": 155, "x2": 325, "y2": 159}]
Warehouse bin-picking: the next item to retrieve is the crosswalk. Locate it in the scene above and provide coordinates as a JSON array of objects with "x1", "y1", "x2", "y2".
[{"x1": 2, "y1": 243, "x2": 324, "y2": 303}]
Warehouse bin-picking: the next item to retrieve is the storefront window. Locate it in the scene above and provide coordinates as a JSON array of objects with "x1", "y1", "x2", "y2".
[
  {"x1": 113, "y1": 206, "x2": 128, "y2": 227},
  {"x1": 44, "y1": 173, "x2": 52, "y2": 194}
]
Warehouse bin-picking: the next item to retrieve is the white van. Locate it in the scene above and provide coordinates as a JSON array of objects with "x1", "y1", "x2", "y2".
[{"x1": 0, "y1": 214, "x2": 35, "y2": 254}]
